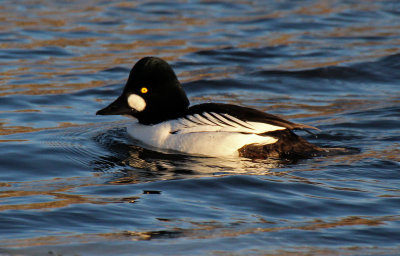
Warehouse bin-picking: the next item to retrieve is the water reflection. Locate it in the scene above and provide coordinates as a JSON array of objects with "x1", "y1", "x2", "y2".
[
  {"x1": 1, "y1": 213, "x2": 397, "y2": 249},
  {"x1": 91, "y1": 126, "x2": 287, "y2": 184}
]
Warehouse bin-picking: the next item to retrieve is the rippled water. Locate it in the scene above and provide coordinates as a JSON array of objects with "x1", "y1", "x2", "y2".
[{"x1": 1, "y1": 1, "x2": 400, "y2": 255}]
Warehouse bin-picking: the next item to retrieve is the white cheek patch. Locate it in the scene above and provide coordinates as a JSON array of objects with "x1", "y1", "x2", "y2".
[{"x1": 127, "y1": 94, "x2": 146, "y2": 112}]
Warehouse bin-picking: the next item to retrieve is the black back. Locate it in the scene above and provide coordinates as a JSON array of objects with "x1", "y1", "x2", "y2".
[{"x1": 186, "y1": 103, "x2": 318, "y2": 131}]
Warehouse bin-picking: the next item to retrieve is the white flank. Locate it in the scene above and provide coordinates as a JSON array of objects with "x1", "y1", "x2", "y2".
[
  {"x1": 126, "y1": 112, "x2": 285, "y2": 157},
  {"x1": 127, "y1": 94, "x2": 146, "y2": 112}
]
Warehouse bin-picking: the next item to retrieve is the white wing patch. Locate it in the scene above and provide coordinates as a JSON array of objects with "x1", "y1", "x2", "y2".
[{"x1": 171, "y1": 112, "x2": 285, "y2": 135}]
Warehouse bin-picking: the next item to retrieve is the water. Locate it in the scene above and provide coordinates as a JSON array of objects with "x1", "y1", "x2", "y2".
[{"x1": 1, "y1": 0, "x2": 399, "y2": 255}]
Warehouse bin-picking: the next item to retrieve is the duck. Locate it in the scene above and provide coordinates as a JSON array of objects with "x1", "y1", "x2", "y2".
[{"x1": 96, "y1": 56, "x2": 327, "y2": 159}]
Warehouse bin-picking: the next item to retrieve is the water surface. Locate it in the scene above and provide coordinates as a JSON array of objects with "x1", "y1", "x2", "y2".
[{"x1": 0, "y1": 1, "x2": 400, "y2": 255}]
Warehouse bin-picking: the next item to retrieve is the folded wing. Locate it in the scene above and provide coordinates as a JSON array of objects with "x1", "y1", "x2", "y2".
[{"x1": 170, "y1": 103, "x2": 319, "y2": 135}]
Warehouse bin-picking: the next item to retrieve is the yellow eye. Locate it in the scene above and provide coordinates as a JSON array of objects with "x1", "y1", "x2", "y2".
[{"x1": 140, "y1": 87, "x2": 148, "y2": 94}]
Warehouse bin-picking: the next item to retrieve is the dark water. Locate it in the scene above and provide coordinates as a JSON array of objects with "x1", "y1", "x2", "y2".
[{"x1": 1, "y1": 1, "x2": 400, "y2": 255}]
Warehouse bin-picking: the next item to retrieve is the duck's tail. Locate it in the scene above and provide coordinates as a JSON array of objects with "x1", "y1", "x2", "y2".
[{"x1": 238, "y1": 129, "x2": 359, "y2": 160}]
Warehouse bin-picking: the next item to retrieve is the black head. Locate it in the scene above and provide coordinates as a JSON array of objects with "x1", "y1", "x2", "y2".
[{"x1": 96, "y1": 57, "x2": 190, "y2": 124}]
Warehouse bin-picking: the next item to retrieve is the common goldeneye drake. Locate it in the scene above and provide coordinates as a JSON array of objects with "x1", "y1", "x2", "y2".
[{"x1": 97, "y1": 56, "x2": 326, "y2": 159}]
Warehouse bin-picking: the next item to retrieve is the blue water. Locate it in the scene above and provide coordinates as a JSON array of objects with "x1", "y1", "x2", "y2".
[{"x1": 1, "y1": 1, "x2": 399, "y2": 255}]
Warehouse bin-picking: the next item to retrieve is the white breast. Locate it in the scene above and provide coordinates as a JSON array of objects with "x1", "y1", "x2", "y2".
[{"x1": 126, "y1": 112, "x2": 284, "y2": 157}]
